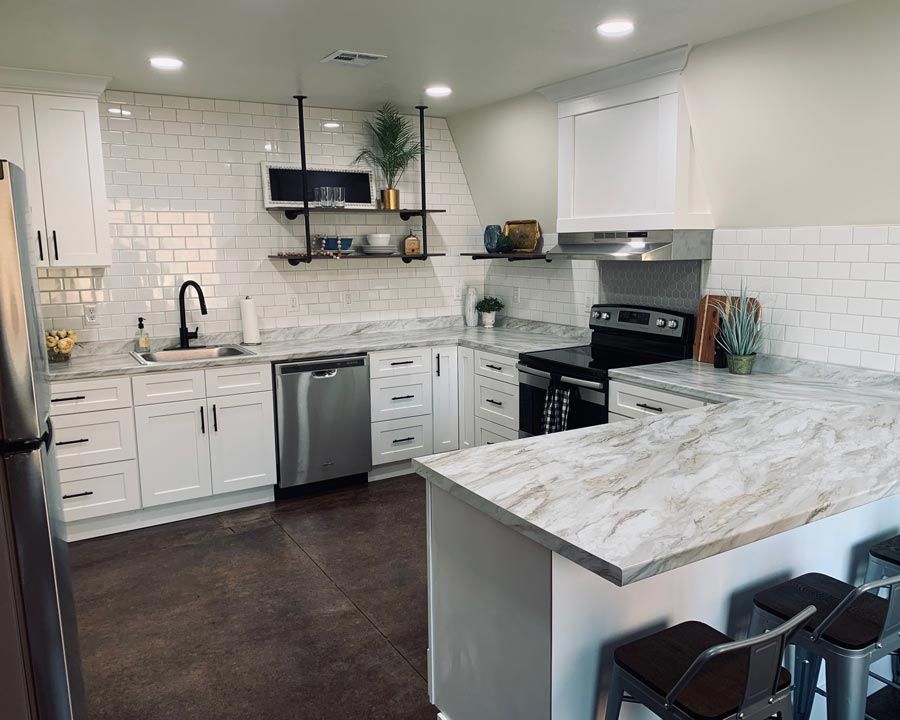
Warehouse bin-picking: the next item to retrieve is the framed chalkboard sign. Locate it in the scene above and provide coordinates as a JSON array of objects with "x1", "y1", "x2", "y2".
[{"x1": 261, "y1": 162, "x2": 376, "y2": 210}]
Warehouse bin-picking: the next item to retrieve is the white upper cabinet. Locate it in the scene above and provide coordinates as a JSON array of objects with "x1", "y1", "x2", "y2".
[
  {"x1": 0, "y1": 69, "x2": 110, "y2": 267},
  {"x1": 32, "y1": 94, "x2": 110, "y2": 266},
  {"x1": 543, "y1": 46, "x2": 713, "y2": 234}
]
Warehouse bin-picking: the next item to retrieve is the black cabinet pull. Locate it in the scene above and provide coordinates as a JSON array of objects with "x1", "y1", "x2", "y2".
[
  {"x1": 486, "y1": 441, "x2": 495, "y2": 445},
  {"x1": 391, "y1": 395, "x2": 414, "y2": 401},
  {"x1": 390, "y1": 360, "x2": 414, "y2": 366},
  {"x1": 485, "y1": 398, "x2": 503, "y2": 406},
  {"x1": 436, "y1": 353, "x2": 441, "y2": 377},
  {"x1": 485, "y1": 363, "x2": 503, "y2": 371},
  {"x1": 62, "y1": 490, "x2": 94, "y2": 500},
  {"x1": 392, "y1": 437, "x2": 415, "y2": 444},
  {"x1": 56, "y1": 438, "x2": 89, "y2": 446},
  {"x1": 200, "y1": 406, "x2": 205, "y2": 434},
  {"x1": 37, "y1": 230, "x2": 44, "y2": 261},
  {"x1": 212, "y1": 404, "x2": 218, "y2": 432},
  {"x1": 51, "y1": 395, "x2": 85, "y2": 403},
  {"x1": 52, "y1": 230, "x2": 59, "y2": 261},
  {"x1": 636, "y1": 403, "x2": 663, "y2": 413}
]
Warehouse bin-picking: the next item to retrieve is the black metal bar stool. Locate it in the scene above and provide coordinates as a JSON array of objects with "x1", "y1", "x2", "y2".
[
  {"x1": 866, "y1": 534, "x2": 900, "y2": 685},
  {"x1": 604, "y1": 606, "x2": 815, "y2": 720},
  {"x1": 750, "y1": 572, "x2": 900, "y2": 720}
]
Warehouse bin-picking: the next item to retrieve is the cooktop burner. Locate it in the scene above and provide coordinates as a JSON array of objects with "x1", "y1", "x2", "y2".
[{"x1": 519, "y1": 344, "x2": 682, "y2": 380}]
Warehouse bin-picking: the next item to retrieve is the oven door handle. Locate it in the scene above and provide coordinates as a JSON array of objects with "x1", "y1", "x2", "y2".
[{"x1": 515, "y1": 363, "x2": 604, "y2": 392}]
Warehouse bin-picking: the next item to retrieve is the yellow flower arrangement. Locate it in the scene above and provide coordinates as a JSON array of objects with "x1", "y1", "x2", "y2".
[{"x1": 46, "y1": 329, "x2": 78, "y2": 362}]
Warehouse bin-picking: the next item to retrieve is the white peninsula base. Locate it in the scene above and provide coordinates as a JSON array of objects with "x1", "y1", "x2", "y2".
[{"x1": 426, "y1": 483, "x2": 899, "y2": 720}]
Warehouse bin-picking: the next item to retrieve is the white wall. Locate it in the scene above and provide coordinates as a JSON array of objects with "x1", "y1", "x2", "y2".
[
  {"x1": 683, "y1": 0, "x2": 900, "y2": 227},
  {"x1": 707, "y1": 224, "x2": 900, "y2": 372},
  {"x1": 447, "y1": 92, "x2": 558, "y2": 233},
  {"x1": 38, "y1": 91, "x2": 485, "y2": 342}
]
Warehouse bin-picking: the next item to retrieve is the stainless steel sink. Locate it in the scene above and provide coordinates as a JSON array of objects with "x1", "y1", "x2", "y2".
[{"x1": 131, "y1": 345, "x2": 256, "y2": 365}]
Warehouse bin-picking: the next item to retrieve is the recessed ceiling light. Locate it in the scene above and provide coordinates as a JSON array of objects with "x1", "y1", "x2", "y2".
[
  {"x1": 322, "y1": 121, "x2": 342, "y2": 130},
  {"x1": 596, "y1": 20, "x2": 635, "y2": 38},
  {"x1": 149, "y1": 56, "x2": 184, "y2": 71},
  {"x1": 425, "y1": 85, "x2": 452, "y2": 98}
]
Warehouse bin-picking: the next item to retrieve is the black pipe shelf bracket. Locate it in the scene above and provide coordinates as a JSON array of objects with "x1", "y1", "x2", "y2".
[
  {"x1": 402, "y1": 105, "x2": 430, "y2": 264},
  {"x1": 293, "y1": 94, "x2": 313, "y2": 263}
]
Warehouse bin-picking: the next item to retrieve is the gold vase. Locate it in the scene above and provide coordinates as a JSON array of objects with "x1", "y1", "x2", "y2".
[{"x1": 381, "y1": 188, "x2": 400, "y2": 210}]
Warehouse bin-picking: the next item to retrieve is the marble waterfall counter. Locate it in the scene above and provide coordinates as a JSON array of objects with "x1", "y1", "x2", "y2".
[{"x1": 414, "y1": 360, "x2": 900, "y2": 720}]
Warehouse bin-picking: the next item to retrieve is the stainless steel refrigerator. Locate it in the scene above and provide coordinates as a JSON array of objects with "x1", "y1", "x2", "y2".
[{"x1": 0, "y1": 160, "x2": 85, "y2": 719}]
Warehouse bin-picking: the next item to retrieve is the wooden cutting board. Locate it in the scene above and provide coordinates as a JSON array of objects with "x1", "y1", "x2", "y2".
[{"x1": 693, "y1": 294, "x2": 761, "y2": 363}]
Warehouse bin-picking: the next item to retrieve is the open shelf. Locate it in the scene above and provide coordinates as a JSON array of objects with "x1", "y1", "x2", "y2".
[
  {"x1": 461, "y1": 252, "x2": 552, "y2": 263},
  {"x1": 269, "y1": 252, "x2": 446, "y2": 266},
  {"x1": 277, "y1": 207, "x2": 446, "y2": 221}
]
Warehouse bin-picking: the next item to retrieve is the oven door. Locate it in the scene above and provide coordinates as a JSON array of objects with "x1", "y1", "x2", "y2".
[{"x1": 517, "y1": 364, "x2": 607, "y2": 437}]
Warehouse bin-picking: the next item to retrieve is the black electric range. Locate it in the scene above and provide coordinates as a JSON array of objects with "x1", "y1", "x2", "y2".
[{"x1": 517, "y1": 304, "x2": 695, "y2": 436}]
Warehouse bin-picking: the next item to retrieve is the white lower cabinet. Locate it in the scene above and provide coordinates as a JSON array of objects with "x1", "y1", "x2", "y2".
[
  {"x1": 474, "y1": 374, "x2": 519, "y2": 431},
  {"x1": 59, "y1": 461, "x2": 140, "y2": 522},
  {"x1": 458, "y1": 347, "x2": 475, "y2": 449},
  {"x1": 608, "y1": 380, "x2": 706, "y2": 419},
  {"x1": 135, "y1": 399, "x2": 212, "y2": 507},
  {"x1": 432, "y1": 346, "x2": 459, "y2": 453},
  {"x1": 372, "y1": 416, "x2": 434, "y2": 464},
  {"x1": 475, "y1": 418, "x2": 519, "y2": 446},
  {"x1": 52, "y1": 408, "x2": 136, "y2": 470},
  {"x1": 207, "y1": 392, "x2": 277, "y2": 495}
]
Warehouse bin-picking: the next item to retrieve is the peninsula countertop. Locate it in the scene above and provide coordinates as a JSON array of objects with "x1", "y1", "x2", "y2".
[
  {"x1": 415, "y1": 358, "x2": 900, "y2": 586},
  {"x1": 48, "y1": 326, "x2": 586, "y2": 381}
]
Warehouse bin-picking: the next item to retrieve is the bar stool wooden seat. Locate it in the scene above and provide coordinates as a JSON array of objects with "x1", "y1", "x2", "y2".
[
  {"x1": 866, "y1": 534, "x2": 900, "y2": 686},
  {"x1": 605, "y1": 607, "x2": 815, "y2": 720},
  {"x1": 750, "y1": 572, "x2": 900, "y2": 720}
]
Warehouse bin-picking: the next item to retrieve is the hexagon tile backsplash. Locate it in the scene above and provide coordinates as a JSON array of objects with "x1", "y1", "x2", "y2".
[{"x1": 597, "y1": 260, "x2": 703, "y2": 313}]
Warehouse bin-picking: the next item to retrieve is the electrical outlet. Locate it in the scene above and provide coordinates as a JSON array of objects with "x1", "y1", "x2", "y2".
[
  {"x1": 583, "y1": 294, "x2": 593, "y2": 312},
  {"x1": 289, "y1": 295, "x2": 299, "y2": 310},
  {"x1": 513, "y1": 287, "x2": 521, "y2": 304},
  {"x1": 84, "y1": 304, "x2": 99, "y2": 325},
  {"x1": 343, "y1": 291, "x2": 352, "y2": 306},
  {"x1": 453, "y1": 285, "x2": 462, "y2": 301}
]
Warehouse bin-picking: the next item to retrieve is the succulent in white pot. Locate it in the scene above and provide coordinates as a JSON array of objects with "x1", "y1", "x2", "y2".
[{"x1": 713, "y1": 284, "x2": 763, "y2": 375}]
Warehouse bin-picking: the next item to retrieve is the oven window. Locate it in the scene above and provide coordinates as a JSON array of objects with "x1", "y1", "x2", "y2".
[{"x1": 519, "y1": 378, "x2": 607, "y2": 436}]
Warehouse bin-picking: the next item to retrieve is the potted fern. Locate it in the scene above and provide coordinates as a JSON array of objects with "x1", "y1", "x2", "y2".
[
  {"x1": 354, "y1": 103, "x2": 421, "y2": 210},
  {"x1": 713, "y1": 284, "x2": 763, "y2": 375},
  {"x1": 476, "y1": 296, "x2": 504, "y2": 328}
]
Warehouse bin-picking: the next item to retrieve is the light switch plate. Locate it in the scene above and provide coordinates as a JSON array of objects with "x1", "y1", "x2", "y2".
[{"x1": 513, "y1": 287, "x2": 521, "y2": 303}]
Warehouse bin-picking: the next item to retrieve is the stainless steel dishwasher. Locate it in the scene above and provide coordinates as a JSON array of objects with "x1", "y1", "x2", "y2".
[{"x1": 275, "y1": 355, "x2": 371, "y2": 488}]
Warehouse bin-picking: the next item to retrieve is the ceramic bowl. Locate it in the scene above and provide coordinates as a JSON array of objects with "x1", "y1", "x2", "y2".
[
  {"x1": 366, "y1": 233, "x2": 391, "y2": 247},
  {"x1": 339, "y1": 237, "x2": 353, "y2": 252}
]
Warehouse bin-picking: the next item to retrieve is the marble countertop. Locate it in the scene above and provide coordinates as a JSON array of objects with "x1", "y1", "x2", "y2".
[
  {"x1": 415, "y1": 358, "x2": 900, "y2": 586},
  {"x1": 49, "y1": 326, "x2": 584, "y2": 380}
]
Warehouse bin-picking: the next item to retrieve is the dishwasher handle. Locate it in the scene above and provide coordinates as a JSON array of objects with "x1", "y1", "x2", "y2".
[{"x1": 276, "y1": 355, "x2": 368, "y2": 375}]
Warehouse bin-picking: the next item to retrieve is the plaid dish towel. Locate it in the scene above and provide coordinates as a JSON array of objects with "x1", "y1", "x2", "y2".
[{"x1": 541, "y1": 383, "x2": 574, "y2": 434}]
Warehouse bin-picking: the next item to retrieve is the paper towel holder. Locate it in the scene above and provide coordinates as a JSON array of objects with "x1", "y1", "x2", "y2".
[{"x1": 240, "y1": 295, "x2": 263, "y2": 346}]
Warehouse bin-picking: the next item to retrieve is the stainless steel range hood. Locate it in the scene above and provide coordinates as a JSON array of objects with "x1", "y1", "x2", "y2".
[{"x1": 549, "y1": 229, "x2": 713, "y2": 261}]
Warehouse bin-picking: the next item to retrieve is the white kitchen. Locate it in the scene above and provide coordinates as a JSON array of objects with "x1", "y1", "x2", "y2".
[{"x1": 2, "y1": 1, "x2": 900, "y2": 720}]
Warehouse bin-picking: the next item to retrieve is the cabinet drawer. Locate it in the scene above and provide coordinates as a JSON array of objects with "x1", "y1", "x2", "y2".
[
  {"x1": 371, "y1": 416, "x2": 433, "y2": 466},
  {"x1": 370, "y1": 373, "x2": 432, "y2": 422},
  {"x1": 52, "y1": 408, "x2": 137, "y2": 469},
  {"x1": 474, "y1": 375, "x2": 519, "y2": 431},
  {"x1": 474, "y1": 417, "x2": 519, "y2": 446},
  {"x1": 132, "y1": 370, "x2": 206, "y2": 405},
  {"x1": 474, "y1": 350, "x2": 518, "y2": 385},
  {"x1": 59, "y1": 460, "x2": 140, "y2": 522},
  {"x1": 205, "y1": 363, "x2": 272, "y2": 398},
  {"x1": 369, "y1": 348, "x2": 433, "y2": 378},
  {"x1": 608, "y1": 380, "x2": 706, "y2": 419},
  {"x1": 50, "y1": 377, "x2": 132, "y2": 416}
]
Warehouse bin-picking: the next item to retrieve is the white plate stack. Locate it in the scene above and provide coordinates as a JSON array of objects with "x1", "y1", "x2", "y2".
[{"x1": 361, "y1": 234, "x2": 396, "y2": 254}]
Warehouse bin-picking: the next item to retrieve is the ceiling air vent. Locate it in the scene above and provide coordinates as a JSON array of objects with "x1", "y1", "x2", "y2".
[{"x1": 320, "y1": 50, "x2": 387, "y2": 68}]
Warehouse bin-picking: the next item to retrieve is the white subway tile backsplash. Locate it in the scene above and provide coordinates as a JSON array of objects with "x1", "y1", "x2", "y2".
[{"x1": 708, "y1": 224, "x2": 900, "y2": 373}]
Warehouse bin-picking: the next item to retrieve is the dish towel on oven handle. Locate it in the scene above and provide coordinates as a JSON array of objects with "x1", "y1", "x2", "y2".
[{"x1": 541, "y1": 383, "x2": 575, "y2": 434}]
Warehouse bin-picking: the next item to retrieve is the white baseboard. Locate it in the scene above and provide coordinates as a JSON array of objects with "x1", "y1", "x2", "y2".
[
  {"x1": 64, "y1": 486, "x2": 274, "y2": 542},
  {"x1": 367, "y1": 460, "x2": 416, "y2": 482}
]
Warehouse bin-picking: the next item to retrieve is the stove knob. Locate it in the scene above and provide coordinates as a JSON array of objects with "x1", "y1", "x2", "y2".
[
  {"x1": 600, "y1": 312, "x2": 611, "y2": 321},
  {"x1": 656, "y1": 318, "x2": 667, "y2": 328},
  {"x1": 667, "y1": 319, "x2": 679, "y2": 330}
]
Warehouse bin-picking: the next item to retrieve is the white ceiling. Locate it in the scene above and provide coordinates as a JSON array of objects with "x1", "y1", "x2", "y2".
[{"x1": 2, "y1": 0, "x2": 852, "y2": 115}]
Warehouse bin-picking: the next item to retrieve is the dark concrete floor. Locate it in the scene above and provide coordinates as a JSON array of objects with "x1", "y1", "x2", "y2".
[{"x1": 69, "y1": 475, "x2": 435, "y2": 720}]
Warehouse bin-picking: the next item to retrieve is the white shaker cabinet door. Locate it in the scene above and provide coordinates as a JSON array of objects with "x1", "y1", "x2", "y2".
[
  {"x1": 135, "y1": 399, "x2": 212, "y2": 507},
  {"x1": 457, "y1": 346, "x2": 475, "y2": 449},
  {"x1": 33, "y1": 94, "x2": 110, "y2": 267},
  {"x1": 432, "y1": 346, "x2": 459, "y2": 453},
  {"x1": 0, "y1": 91, "x2": 47, "y2": 266},
  {"x1": 207, "y1": 391, "x2": 276, "y2": 495}
]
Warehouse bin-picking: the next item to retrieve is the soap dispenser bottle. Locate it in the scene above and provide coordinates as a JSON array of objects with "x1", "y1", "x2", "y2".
[{"x1": 134, "y1": 317, "x2": 150, "y2": 352}]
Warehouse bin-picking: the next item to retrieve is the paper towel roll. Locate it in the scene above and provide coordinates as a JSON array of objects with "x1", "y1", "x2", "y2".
[{"x1": 240, "y1": 296, "x2": 261, "y2": 345}]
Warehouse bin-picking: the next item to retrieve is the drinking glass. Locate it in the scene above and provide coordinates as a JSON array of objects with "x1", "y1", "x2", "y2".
[
  {"x1": 321, "y1": 187, "x2": 334, "y2": 208},
  {"x1": 314, "y1": 187, "x2": 324, "y2": 206},
  {"x1": 332, "y1": 187, "x2": 345, "y2": 208}
]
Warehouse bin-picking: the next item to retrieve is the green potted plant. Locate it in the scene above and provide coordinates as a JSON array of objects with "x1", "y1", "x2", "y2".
[
  {"x1": 354, "y1": 102, "x2": 421, "y2": 210},
  {"x1": 476, "y1": 296, "x2": 504, "y2": 328},
  {"x1": 713, "y1": 284, "x2": 763, "y2": 375}
]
